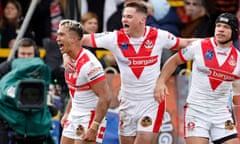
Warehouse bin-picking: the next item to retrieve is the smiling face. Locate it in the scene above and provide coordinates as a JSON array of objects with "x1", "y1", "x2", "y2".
[{"x1": 214, "y1": 23, "x2": 232, "y2": 45}]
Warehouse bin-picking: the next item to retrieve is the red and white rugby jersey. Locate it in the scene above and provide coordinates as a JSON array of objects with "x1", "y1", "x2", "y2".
[
  {"x1": 91, "y1": 26, "x2": 179, "y2": 101},
  {"x1": 179, "y1": 37, "x2": 240, "y2": 111},
  {"x1": 65, "y1": 48, "x2": 105, "y2": 115}
]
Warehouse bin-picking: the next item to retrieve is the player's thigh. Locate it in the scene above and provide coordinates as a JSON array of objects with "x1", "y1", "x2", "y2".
[
  {"x1": 185, "y1": 136, "x2": 209, "y2": 144},
  {"x1": 223, "y1": 138, "x2": 239, "y2": 144},
  {"x1": 134, "y1": 131, "x2": 159, "y2": 144},
  {"x1": 61, "y1": 135, "x2": 75, "y2": 144},
  {"x1": 120, "y1": 135, "x2": 135, "y2": 144}
]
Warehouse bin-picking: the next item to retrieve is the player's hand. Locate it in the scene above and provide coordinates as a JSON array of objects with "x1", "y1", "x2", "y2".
[
  {"x1": 154, "y1": 83, "x2": 169, "y2": 103},
  {"x1": 82, "y1": 128, "x2": 97, "y2": 144},
  {"x1": 60, "y1": 113, "x2": 68, "y2": 127},
  {"x1": 63, "y1": 54, "x2": 75, "y2": 73}
]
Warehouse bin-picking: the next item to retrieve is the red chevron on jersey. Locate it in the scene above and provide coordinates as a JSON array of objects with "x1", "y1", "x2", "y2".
[
  {"x1": 201, "y1": 38, "x2": 237, "y2": 90},
  {"x1": 65, "y1": 50, "x2": 89, "y2": 98},
  {"x1": 117, "y1": 27, "x2": 158, "y2": 79}
]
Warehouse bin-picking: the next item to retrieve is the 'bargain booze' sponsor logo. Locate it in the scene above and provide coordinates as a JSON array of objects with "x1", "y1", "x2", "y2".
[
  {"x1": 197, "y1": 67, "x2": 237, "y2": 81},
  {"x1": 128, "y1": 55, "x2": 158, "y2": 67},
  {"x1": 87, "y1": 67, "x2": 102, "y2": 77}
]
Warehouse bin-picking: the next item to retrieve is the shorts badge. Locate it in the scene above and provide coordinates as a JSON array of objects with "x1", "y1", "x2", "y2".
[
  {"x1": 141, "y1": 116, "x2": 152, "y2": 127},
  {"x1": 187, "y1": 122, "x2": 195, "y2": 130},
  {"x1": 225, "y1": 120, "x2": 235, "y2": 130},
  {"x1": 76, "y1": 125, "x2": 85, "y2": 136}
]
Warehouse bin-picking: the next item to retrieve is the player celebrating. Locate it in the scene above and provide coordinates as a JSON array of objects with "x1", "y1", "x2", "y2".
[
  {"x1": 63, "y1": 2, "x2": 195, "y2": 144},
  {"x1": 155, "y1": 12, "x2": 240, "y2": 144}
]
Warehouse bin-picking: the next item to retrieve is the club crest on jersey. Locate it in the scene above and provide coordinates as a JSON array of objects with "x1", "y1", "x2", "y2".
[
  {"x1": 141, "y1": 116, "x2": 152, "y2": 127},
  {"x1": 228, "y1": 55, "x2": 236, "y2": 66},
  {"x1": 144, "y1": 39, "x2": 153, "y2": 49},
  {"x1": 205, "y1": 50, "x2": 214, "y2": 60},
  {"x1": 167, "y1": 33, "x2": 175, "y2": 41},
  {"x1": 181, "y1": 47, "x2": 188, "y2": 55},
  {"x1": 121, "y1": 42, "x2": 128, "y2": 50},
  {"x1": 76, "y1": 125, "x2": 85, "y2": 136},
  {"x1": 187, "y1": 121, "x2": 195, "y2": 130},
  {"x1": 225, "y1": 120, "x2": 235, "y2": 130}
]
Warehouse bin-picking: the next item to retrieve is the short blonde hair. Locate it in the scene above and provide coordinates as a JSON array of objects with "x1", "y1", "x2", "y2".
[{"x1": 59, "y1": 19, "x2": 84, "y2": 38}]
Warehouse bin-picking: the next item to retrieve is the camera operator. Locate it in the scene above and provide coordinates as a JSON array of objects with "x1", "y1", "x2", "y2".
[
  {"x1": 0, "y1": 38, "x2": 54, "y2": 144},
  {"x1": 0, "y1": 38, "x2": 39, "y2": 79}
]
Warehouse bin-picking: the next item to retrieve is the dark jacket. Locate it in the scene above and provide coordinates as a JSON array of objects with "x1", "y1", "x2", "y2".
[{"x1": 0, "y1": 60, "x2": 12, "y2": 79}]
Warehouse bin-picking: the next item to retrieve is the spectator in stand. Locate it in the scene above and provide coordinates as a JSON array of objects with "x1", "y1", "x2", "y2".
[
  {"x1": 49, "y1": 0, "x2": 64, "y2": 40},
  {"x1": 152, "y1": 0, "x2": 182, "y2": 37},
  {"x1": 81, "y1": 12, "x2": 99, "y2": 56},
  {"x1": 180, "y1": 0, "x2": 214, "y2": 38},
  {"x1": 0, "y1": 0, "x2": 22, "y2": 48},
  {"x1": 0, "y1": 37, "x2": 39, "y2": 79},
  {"x1": 81, "y1": 12, "x2": 99, "y2": 36},
  {"x1": 81, "y1": 0, "x2": 120, "y2": 32},
  {"x1": 205, "y1": 0, "x2": 238, "y2": 33}
]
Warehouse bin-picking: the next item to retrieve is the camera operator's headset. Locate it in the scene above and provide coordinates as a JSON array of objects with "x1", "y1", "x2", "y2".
[{"x1": 14, "y1": 38, "x2": 40, "y2": 58}]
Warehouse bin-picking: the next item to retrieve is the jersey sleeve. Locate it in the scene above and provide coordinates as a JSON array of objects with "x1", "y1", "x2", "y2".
[
  {"x1": 178, "y1": 40, "x2": 200, "y2": 62},
  {"x1": 82, "y1": 61, "x2": 106, "y2": 85},
  {"x1": 91, "y1": 32, "x2": 116, "y2": 51},
  {"x1": 159, "y1": 30, "x2": 179, "y2": 50}
]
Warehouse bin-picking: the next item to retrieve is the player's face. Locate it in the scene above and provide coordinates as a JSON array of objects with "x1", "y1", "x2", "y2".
[
  {"x1": 121, "y1": 7, "x2": 145, "y2": 36},
  {"x1": 56, "y1": 26, "x2": 73, "y2": 54},
  {"x1": 17, "y1": 46, "x2": 35, "y2": 58},
  {"x1": 214, "y1": 23, "x2": 232, "y2": 44}
]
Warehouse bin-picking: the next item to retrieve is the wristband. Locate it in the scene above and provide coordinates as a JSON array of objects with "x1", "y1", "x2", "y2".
[{"x1": 90, "y1": 121, "x2": 100, "y2": 131}]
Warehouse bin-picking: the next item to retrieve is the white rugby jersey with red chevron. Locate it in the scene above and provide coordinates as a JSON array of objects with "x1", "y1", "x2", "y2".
[
  {"x1": 65, "y1": 48, "x2": 105, "y2": 115},
  {"x1": 91, "y1": 26, "x2": 179, "y2": 101},
  {"x1": 179, "y1": 37, "x2": 240, "y2": 112}
]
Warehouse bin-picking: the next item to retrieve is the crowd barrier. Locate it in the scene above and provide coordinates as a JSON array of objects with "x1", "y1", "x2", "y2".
[
  {"x1": 0, "y1": 48, "x2": 46, "y2": 58},
  {"x1": 0, "y1": 48, "x2": 109, "y2": 60}
]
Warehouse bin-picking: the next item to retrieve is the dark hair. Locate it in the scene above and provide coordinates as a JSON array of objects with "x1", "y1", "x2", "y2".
[
  {"x1": 124, "y1": 1, "x2": 148, "y2": 15},
  {"x1": 15, "y1": 38, "x2": 39, "y2": 58},
  {"x1": 215, "y1": 12, "x2": 239, "y2": 42},
  {"x1": 0, "y1": 0, "x2": 22, "y2": 30}
]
